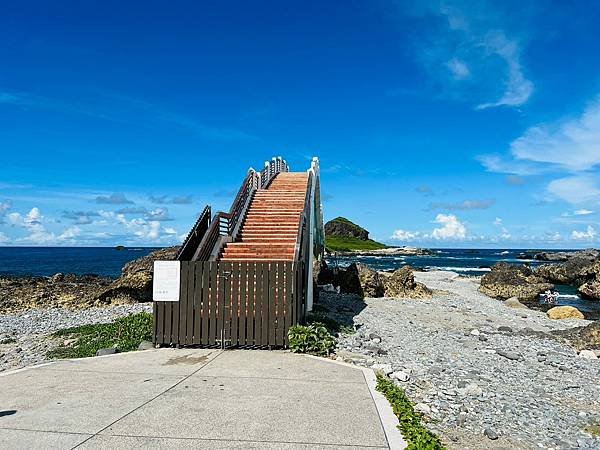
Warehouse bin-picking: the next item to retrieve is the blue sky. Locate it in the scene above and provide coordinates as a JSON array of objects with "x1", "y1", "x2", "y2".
[{"x1": 1, "y1": 0, "x2": 599, "y2": 248}]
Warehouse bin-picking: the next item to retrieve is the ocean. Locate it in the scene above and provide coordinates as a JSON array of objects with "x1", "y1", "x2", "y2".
[{"x1": 0, "y1": 246, "x2": 597, "y2": 314}]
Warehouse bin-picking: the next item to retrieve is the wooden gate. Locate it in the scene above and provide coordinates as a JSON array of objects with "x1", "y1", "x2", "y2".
[{"x1": 153, "y1": 261, "x2": 307, "y2": 348}]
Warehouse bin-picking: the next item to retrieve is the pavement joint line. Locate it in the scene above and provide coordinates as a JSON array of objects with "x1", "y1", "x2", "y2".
[
  {"x1": 70, "y1": 349, "x2": 225, "y2": 450},
  {"x1": 96, "y1": 432, "x2": 390, "y2": 448},
  {"x1": 0, "y1": 426, "x2": 91, "y2": 436},
  {"x1": 33, "y1": 367, "x2": 195, "y2": 378}
]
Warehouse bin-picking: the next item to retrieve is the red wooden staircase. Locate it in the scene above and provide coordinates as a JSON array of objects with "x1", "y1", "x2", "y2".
[{"x1": 220, "y1": 172, "x2": 309, "y2": 261}]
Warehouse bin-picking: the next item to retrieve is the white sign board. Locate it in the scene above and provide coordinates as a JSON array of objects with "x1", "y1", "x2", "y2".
[{"x1": 153, "y1": 261, "x2": 180, "y2": 302}]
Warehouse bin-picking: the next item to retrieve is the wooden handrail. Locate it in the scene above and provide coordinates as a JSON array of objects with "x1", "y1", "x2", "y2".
[{"x1": 176, "y1": 205, "x2": 211, "y2": 261}]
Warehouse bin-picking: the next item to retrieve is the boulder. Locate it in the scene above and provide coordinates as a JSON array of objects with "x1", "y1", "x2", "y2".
[
  {"x1": 579, "y1": 280, "x2": 600, "y2": 301},
  {"x1": 94, "y1": 246, "x2": 179, "y2": 304},
  {"x1": 547, "y1": 306, "x2": 585, "y2": 320},
  {"x1": 334, "y1": 263, "x2": 363, "y2": 296},
  {"x1": 356, "y1": 264, "x2": 385, "y2": 297},
  {"x1": 382, "y1": 265, "x2": 432, "y2": 299},
  {"x1": 504, "y1": 297, "x2": 528, "y2": 309},
  {"x1": 479, "y1": 262, "x2": 553, "y2": 301}
]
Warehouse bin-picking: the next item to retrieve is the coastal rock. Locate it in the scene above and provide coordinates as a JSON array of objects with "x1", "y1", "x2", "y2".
[
  {"x1": 578, "y1": 350, "x2": 598, "y2": 360},
  {"x1": 553, "y1": 321, "x2": 600, "y2": 351},
  {"x1": 578, "y1": 280, "x2": 600, "y2": 301},
  {"x1": 536, "y1": 253, "x2": 599, "y2": 285},
  {"x1": 94, "y1": 246, "x2": 179, "y2": 304},
  {"x1": 334, "y1": 263, "x2": 363, "y2": 296},
  {"x1": 504, "y1": 297, "x2": 528, "y2": 309},
  {"x1": 381, "y1": 265, "x2": 432, "y2": 299},
  {"x1": 356, "y1": 264, "x2": 385, "y2": 297},
  {"x1": 547, "y1": 306, "x2": 585, "y2": 320},
  {"x1": 0, "y1": 274, "x2": 112, "y2": 314},
  {"x1": 479, "y1": 262, "x2": 553, "y2": 301}
]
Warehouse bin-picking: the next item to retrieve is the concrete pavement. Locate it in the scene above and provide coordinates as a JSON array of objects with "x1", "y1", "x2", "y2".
[{"x1": 0, "y1": 349, "x2": 405, "y2": 449}]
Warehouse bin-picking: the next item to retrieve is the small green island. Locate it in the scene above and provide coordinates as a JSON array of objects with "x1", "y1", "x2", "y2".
[{"x1": 324, "y1": 216, "x2": 387, "y2": 252}]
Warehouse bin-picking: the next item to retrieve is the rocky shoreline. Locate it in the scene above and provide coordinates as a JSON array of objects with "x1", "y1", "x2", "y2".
[
  {"x1": 331, "y1": 246, "x2": 433, "y2": 257},
  {"x1": 323, "y1": 270, "x2": 600, "y2": 450}
]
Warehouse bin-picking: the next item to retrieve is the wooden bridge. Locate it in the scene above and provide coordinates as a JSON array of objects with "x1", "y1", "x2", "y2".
[{"x1": 153, "y1": 156, "x2": 325, "y2": 349}]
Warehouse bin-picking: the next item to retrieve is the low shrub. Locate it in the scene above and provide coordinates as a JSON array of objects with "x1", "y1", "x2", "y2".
[
  {"x1": 47, "y1": 312, "x2": 153, "y2": 359},
  {"x1": 376, "y1": 373, "x2": 446, "y2": 450},
  {"x1": 288, "y1": 322, "x2": 336, "y2": 356}
]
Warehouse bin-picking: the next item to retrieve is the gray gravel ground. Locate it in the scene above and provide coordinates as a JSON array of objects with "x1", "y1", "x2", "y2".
[
  {"x1": 328, "y1": 271, "x2": 600, "y2": 450},
  {"x1": 0, "y1": 303, "x2": 152, "y2": 372}
]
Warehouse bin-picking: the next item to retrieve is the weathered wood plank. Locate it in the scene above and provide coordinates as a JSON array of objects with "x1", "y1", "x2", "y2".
[
  {"x1": 231, "y1": 262, "x2": 240, "y2": 347},
  {"x1": 201, "y1": 261, "x2": 210, "y2": 344},
  {"x1": 209, "y1": 261, "x2": 218, "y2": 346},
  {"x1": 261, "y1": 262, "x2": 270, "y2": 346},
  {"x1": 238, "y1": 262, "x2": 247, "y2": 346}
]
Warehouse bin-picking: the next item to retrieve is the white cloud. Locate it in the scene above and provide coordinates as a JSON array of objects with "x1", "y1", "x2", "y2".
[
  {"x1": 500, "y1": 227, "x2": 511, "y2": 239},
  {"x1": 493, "y1": 217, "x2": 502, "y2": 226},
  {"x1": 476, "y1": 31, "x2": 533, "y2": 109},
  {"x1": 574, "y1": 209, "x2": 594, "y2": 216},
  {"x1": 510, "y1": 97, "x2": 600, "y2": 171},
  {"x1": 571, "y1": 226, "x2": 597, "y2": 241},
  {"x1": 391, "y1": 229, "x2": 420, "y2": 241},
  {"x1": 548, "y1": 175, "x2": 600, "y2": 205},
  {"x1": 403, "y1": 2, "x2": 533, "y2": 109},
  {"x1": 0, "y1": 232, "x2": 9, "y2": 244},
  {"x1": 432, "y1": 214, "x2": 467, "y2": 240},
  {"x1": 446, "y1": 58, "x2": 470, "y2": 80},
  {"x1": 58, "y1": 226, "x2": 81, "y2": 241}
]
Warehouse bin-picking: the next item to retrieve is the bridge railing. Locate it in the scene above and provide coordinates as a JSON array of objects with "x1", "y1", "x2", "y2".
[{"x1": 190, "y1": 156, "x2": 290, "y2": 261}]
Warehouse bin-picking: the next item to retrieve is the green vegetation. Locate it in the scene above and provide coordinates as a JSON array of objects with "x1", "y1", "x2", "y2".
[
  {"x1": 325, "y1": 235, "x2": 386, "y2": 252},
  {"x1": 288, "y1": 322, "x2": 336, "y2": 356},
  {"x1": 324, "y1": 216, "x2": 387, "y2": 252},
  {"x1": 376, "y1": 373, "x2": 446, "y2": 450},
  {"x1": 307, "y1": 311, "x2": 355, "y2": 335},
  {"x1": 47, "y1": 312, "x2": 153, "y2": 359}
]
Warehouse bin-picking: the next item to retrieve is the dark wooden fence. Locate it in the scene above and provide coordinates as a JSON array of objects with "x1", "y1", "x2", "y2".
[{"x1": 153, "y1": 260, "x2": 307, "y2": 348}]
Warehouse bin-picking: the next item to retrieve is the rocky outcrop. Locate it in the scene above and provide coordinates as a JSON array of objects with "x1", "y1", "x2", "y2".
[
  {"x1": 577, "y1": 262, "x2": 600, "y2": 301},
  {"x1": 318, "y1": 262, "x2": 430, "y2": 299},
  {"x1": 553, "y1": 321, "x2": 600, "y2": 351},
  {"x1": 325, "y1": 217, "x2": 369, "y2": 240},
  {"x1": 536, "y1": 253, "x2": 600, "y2": 301},
  {"x1": 547, "y1": 306, "x2": 585, "y2": 320},
  {"x1": 479, "y1": 263, "x2": 553, "y2": 301},
  {"x1": 335, "y1": 247, "x2": 433, "y2": 257},
  {"x1": 94, "y1": 246, "x2": 179, "y2": 304},
  {"x1": 356, "y1": 264, "x2": 385, "y2": 297},
  {"x1": 0, "y1": 274, "x2": 112, "y2": 314},
  {"x1": 536, "y1": 254, "x2": 598, "y2": 285},
  {"x1": 519, "y1": 248, "x2": 599, "y2": 262},
  {"x1": 381, "y1": 265, "x2": 432, "y2": 299}
]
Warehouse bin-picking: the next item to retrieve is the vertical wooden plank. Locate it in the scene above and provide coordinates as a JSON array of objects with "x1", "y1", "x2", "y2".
[
  {"x1": 152, "y1": 300, "x2": 158, "y2": 344},
  {"x1": 172, "y1": 262, "x2": 182, "y2": 345},
  {"x1": 193, "y1": 263, "x2": 202, "y2": 344},
  {"x1": 157, "y1": 302, "x2": 165, "y2": 344},
  {"x1": 246, "y1": 262, "x2": 255, "y2": 346},
  {"x1": 209, "y1": 261, "x2": 218, "y2": 346},
  {"x1": 179, "y1": 261, "x2": 189, "y2": 345},
  {"x1": 231, "y1": 262, "x2": 240, "y2": 347},
  {"x1": 275, "y1": 262, "x2": 284, "y2": 346},
  {"x1": 238, "y1": 262, "x2": 247, "y2": 346},
  {"x1": 284, "y1": 262, "x2": 293, "y2": 346},
  {"x1": 201, "y1": 261, "x2": 210, "y2": 345},
  {"x1": 222, "y1": 261, "x2": 231, "y2": 347},
  {"x1": 164, "y1": 299, "x2": 172, "y2": 345},
  {"x1": 261, "y1": 262, "x2": 270, "y2": 346},
  {"x1": 254, "y1": 263, "x2": 263, "y2": 346},
  {"x1": 269, "y1": 263, "x2": 277, "y2": 346},
  {"x1": 216, "y1": 261, "x2": 225, "y2": 347}
]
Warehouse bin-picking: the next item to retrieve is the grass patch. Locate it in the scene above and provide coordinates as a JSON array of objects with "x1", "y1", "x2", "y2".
[
  {"x1": 47, "y1": 312, "x2": 153, "y2": 359},
  {"x1": 376, "y1": 372, "x2": 446, "y2": 450},
  {"x1": 307, "y1": 311, "x2": 355, "y2": 335},
  {"x1": 325, "y1": 235, "x2": 386, "y2": 252},
  {"x1": 288, "y1": 323, "x2": 336, "y2": 356}
]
